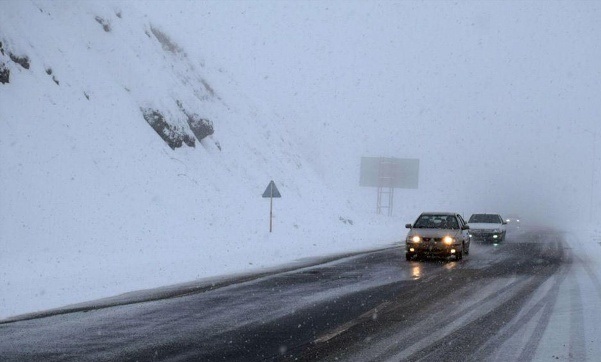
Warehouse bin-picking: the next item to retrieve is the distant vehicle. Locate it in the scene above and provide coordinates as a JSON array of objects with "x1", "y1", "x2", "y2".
[
  {"x1": 468, "y1": 213, "x2": 507, "y2": 242},
  {"x1": 505, "y1": 214, "x2": 521, "y2": 228},
  {"x1": 404, "y1": 212, "x2": 471, "y2": 261}
]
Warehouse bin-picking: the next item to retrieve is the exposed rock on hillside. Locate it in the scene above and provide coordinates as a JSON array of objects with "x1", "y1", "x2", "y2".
[
  {"x1": 1, "y1": 42, "x2": 10, "y2": 83},
  {"x1": 9, "y1": 52, "x2": 29, "y2": 69},
  {"x1": 177, "y1": 100, "x2": 214, "y2": 141},
  {"x1": 45, "y1": 67, "x2": 59, "y2": 85},
  {"x1": 187, "y1": 115, "x2": 214, "y2": 141},
  {"x1": 94, "y1": 16, "x2": 111, "y2": 32},
  {"x1": 141, "y1": 108, "x2": 195, "y2": 149},
  {"x1": 150, "y1": 25, "x2": 182, "y2": 54},
  {"x1": 0, "y1": 63, "x2": 8, "y2": 84}
]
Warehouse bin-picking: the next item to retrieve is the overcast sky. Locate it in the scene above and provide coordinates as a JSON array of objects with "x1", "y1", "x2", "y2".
[{"x1": 140, "y1": 0, "x2": 601, "y2": 224}]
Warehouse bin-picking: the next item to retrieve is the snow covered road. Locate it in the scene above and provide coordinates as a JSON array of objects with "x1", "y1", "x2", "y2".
[{"x1": 1, "y1": 227, "x2": 597, "y2": 361}]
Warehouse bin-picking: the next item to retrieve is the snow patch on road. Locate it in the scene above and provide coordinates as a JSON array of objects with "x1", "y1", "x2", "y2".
[{"x1": 531, "y1": 227, "x2": 601, "y2": 361}]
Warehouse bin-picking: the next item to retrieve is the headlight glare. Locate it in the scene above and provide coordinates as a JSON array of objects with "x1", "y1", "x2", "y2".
[
  {"x1": 411, "y1": 236, "x2": 421, "y2": 243},
  {"x1": 443, "y1": 236, "x2": 454, "y2": 245}
]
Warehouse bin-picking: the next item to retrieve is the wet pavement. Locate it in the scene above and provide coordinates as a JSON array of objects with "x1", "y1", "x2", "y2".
[{"x1": 0, "y1": 227, "x2": 569, "y2": 361}]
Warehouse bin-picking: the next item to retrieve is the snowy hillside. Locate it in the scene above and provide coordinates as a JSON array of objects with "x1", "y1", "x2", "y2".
[{"x1": 0, "y1": 1, "x2": 401, "y2": 318}]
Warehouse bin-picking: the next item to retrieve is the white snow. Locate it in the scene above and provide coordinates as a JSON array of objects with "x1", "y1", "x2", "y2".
[
  {"x1": 0, "y1": 0, "x2": 405, "y2": 319},
  {"x1": 1, "y1": 1, "x2": 601, "y2": 342},
  {"x1": 531, "y1": 226, "x2": 601, "y2": 360}
]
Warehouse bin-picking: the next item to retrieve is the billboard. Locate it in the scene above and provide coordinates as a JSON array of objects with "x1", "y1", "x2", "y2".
[{"x1": 359, "y1": 157, "x2": 419, "y2": 189}]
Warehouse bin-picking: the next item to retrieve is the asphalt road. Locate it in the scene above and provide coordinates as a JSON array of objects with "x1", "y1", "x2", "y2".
[{"x1": 0, "y1": 226, "x2": 569, "y2": 361}]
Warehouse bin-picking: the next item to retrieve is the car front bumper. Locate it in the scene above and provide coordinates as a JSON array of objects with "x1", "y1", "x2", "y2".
[
  {"x1": 406, "y1": 242, "x2": 460, "y2": 256},
  {"x1": 470, "y1": 230, "x2": 503, "y2": 241}
]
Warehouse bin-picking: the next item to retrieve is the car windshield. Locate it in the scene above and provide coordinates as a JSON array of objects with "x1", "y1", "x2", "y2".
[
  {"x1": 469, "y1": 214, "x2": 501, "y2": 223},
  {"x1": 414, "y1": 215, "x2": 459, "y2": 229}
]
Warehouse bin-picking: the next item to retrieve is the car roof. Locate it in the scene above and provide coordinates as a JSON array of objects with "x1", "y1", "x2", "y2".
[{"x1": 420, "y1": 212, "x2": 457, "y2": 216}]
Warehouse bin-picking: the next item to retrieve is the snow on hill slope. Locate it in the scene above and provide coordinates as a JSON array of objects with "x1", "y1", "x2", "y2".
[{"x1": 0, "y1": 1, "x2": 400, "y2": 319}]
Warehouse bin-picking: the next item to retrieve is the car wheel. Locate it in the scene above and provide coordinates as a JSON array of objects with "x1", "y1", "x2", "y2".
[
  {"x1": 456, "y1": 246, "x2": 463, "y2": 260},
  {"x1": 406, "y1": 253, "x2": 412, "y2": 261},
  {"x1": 464, "y1": 242, "x2": 470, "y2": 255}
]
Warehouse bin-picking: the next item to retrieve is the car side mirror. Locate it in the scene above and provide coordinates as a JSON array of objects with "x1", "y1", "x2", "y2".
[
  {"x1": 462, "y1": 225, "x2": 469, "y2": 230},
  {"x1": 405, "y1": 223, "x2": 412, "y2": 229},
  {"x1": 502, "y1": 221, "x2": 507, "y2": 225}
]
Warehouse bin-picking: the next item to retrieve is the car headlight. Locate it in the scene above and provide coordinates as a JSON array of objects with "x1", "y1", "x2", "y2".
[
  {"x1": 411, "y1": 235, "x2": 421, "y2": 243},
  {"x1": 443, "y1": 236, "x2": 454, "y2": 245},
  {"x1": 492, "y1": 229, "x2": 501, "y2": 233}
]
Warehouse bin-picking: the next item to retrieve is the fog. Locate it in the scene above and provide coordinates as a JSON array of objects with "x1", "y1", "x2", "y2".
[
  {"x1": 140, "y1": 0, "x2": 600, "y2": 226},
  {"x1": 1, "y1": 0, "x2": 600, "y2": 321}
]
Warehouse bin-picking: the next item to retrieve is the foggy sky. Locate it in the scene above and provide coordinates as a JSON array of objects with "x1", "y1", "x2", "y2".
[{"x1": 141, "y1": 0, "x2": 601, "y2": 225}]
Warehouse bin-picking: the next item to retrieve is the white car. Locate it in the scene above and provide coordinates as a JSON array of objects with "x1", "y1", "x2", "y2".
[{"x1": 468, "y1": 213, "x2": 507, "y2": 242}]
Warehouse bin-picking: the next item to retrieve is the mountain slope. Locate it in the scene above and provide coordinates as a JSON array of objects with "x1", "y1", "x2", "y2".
[{"x1": 0, "y1": 0, "x2": 399, "y2": 318}]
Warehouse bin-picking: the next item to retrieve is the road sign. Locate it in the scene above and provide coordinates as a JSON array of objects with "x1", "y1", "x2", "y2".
[
  {"x1": 262, "y1": 180, "x2": 281, "y2": 232},
  {"x1": 262, "y1": 180, "x2": 281, "y2": 198}
]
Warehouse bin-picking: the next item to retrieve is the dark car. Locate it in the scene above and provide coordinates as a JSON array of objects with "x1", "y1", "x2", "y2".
[{"x1": 405, "y1": 212, "x2": 471, "y2": 261}]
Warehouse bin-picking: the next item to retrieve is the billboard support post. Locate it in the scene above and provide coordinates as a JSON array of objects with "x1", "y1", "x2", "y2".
[{"x1": 360, "y1": 157, "x2": 419, "y2": 216}]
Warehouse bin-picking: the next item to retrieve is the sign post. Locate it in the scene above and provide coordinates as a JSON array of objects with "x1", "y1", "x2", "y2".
[{"x1": 262, "y1": 180, "x2": 281, "y2": 232}]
